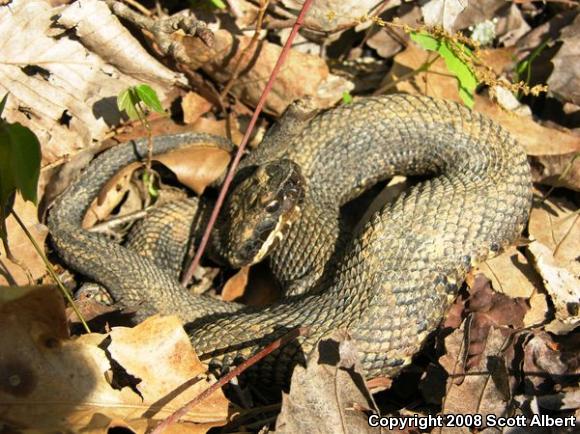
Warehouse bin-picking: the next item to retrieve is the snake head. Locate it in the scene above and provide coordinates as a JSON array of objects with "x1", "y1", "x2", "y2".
[{"x1": 214, "y1": 159, "x2": 305, "y2": 268}]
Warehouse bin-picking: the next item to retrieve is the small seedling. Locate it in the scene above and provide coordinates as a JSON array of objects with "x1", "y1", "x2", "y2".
[
  {"x1": 117, "y1": 84, "x2": 166, "y2": 199},
  {"x1": 515, "y1": 39, "x2": 550, "y2": 99},
  {"x1": 342, "y1": 90, "x2": 353, "y2": 104}
]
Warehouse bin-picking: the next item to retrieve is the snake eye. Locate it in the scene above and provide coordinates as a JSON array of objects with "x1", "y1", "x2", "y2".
[{"x1": 265, "y1": 200, "x2": 280, "y2": 214}]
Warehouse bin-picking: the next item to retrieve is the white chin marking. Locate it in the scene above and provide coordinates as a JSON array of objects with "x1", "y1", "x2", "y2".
[
  {"x1": 250, "y1": 206, "x2": 300, "y2": 265},
  {"x1": 251, "y1": 212, "x2": 297, "y2": 264}
]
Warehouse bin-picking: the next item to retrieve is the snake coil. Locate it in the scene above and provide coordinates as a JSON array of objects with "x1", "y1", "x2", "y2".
[{"x1": 48, "y1": 95, "x2": 532, "y2": 386}]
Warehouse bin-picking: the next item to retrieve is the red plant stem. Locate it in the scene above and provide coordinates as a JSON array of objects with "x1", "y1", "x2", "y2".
[
  {"x1": 181, "y1": 0, "x2": 315, "y2": 286},
  {"x1": 150, "y1": 327, "x2": 309, "y2": 433}
]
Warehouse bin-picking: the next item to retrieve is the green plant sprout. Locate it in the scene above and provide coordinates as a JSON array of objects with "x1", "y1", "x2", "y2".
[
  {"x1": 117, "y1": 84, "x2": 166, "y2": 198},
  {"x1": 515, "y1": 39, "x2": 550, "y2": 99},
  {"x1": 342, "y1": 90, "x2": 353, "y2": 104},
  {"x1": 189, "y1": 0, "x2": 226, "y2": 11}
]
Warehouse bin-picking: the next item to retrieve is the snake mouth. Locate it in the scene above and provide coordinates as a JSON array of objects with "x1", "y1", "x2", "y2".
[{"x1": 230, "y1": 205, "x2": 301, "y2": 267}]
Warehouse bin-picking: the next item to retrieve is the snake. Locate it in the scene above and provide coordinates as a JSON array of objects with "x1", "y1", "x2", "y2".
[{"x1": 48, "y1": 94, "x2": 532, "y2": 387}]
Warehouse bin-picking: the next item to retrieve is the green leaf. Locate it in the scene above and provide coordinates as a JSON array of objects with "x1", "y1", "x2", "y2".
[
  {"x1": 410, "y1": 31, "x2": 477, "y2": 108},
  {"x1": 142, "y1": 172, "x2": 159, "y2": 198},
  {"x1": 135, "y1": 84, "x2": 164, "y2": 114},
  {"x1": 342, "y1": 91, "x2": 353, "y2": 104},
  {"x1": 515, "y1": 38, "x2": 550, "y2": 82},
  {"x1": 410, "y1": 31, "x2": 441, "y2": 51},
  {"x1": 0, "y1": 120, "x2": 41, "y2": 209},
  {"x1": 117, "y1": 87, "x2": 141, "y2": 121},
  {"x1": 439, "y1": 41, "x2": 477, "y2": 108},
  {"x1": 210, "y1": 0, "x2": 226, "y2": 9}
]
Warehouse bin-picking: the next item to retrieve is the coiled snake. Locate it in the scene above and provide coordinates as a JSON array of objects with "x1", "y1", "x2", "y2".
[{"x1": 48, "y1": 95, "x2": 532, "y2": 386}]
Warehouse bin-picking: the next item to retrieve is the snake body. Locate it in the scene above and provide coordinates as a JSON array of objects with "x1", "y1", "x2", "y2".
[{"x1": 48, "y1": 95, "x2": 532, "y2": 386}]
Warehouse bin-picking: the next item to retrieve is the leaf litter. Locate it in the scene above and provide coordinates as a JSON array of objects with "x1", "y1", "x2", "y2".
[{"x1": 1, "y1": 0, "x2": 579, "y2": 432}]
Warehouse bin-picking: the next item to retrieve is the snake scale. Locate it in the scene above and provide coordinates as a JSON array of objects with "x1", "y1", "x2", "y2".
[{"x1": 48, "y1": 95, "x2": 532, "y2": 386}]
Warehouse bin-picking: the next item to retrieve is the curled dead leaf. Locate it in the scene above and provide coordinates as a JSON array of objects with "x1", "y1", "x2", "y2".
[
  {"x1": 154, "y1": 145, "x2": 231, "y2": 195},
  {"x1": 0, "y1": 0, "x2": 181, "y2": 166},
  {"x1": 81, "y1": 139, "x2": 231, "y2": 229},
  {"x1": 221, "y1": 266, "x2": 250, "y2": 302},
  {"x1": 0, "y1": 286, "x2": 229, "y2": 432},
  {"x1": 83, "y1": 161, "x2": 143, "y2": 229}
]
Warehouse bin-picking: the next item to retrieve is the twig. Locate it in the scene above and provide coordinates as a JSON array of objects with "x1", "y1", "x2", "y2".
[
  {"x1": 88, "y1": 208, "x2": 149, "y2": 233},
  {"x1": 246, "y1": 0, "x2": 296, "y2": 20},
  {"x1": 121, "y1": 0, "x2": 152, "y2": 16},
  {"x1": 150, "y1": 327, "x2": 309, "y2": 433},
  {"x1": 11, "y1": 211, "x2": 91, "y2": 333},
  {"x1": 105, "y1": 0, "x2": 214, "y2": 64},
  {"x1": 181, "y1": 0, "x2": 315, "y2": 286}
]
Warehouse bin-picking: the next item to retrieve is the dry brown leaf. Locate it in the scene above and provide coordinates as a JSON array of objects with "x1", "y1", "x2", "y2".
[
  {"x1": 182, "y1": 92, "x2": 213, "y2": 125},
  {"x1": 221, "y1": 266, "x2": 250, "y2": 302},
  {"x1": 389, "y1": 43, "x2": 580, "y2": 158},
  {"x1": 276, "y1": 330, "x2": 383, "y2": 434},
  {"x1": 81, "y1": 138, "x2": 231, "y2": 229},
  {"x1": 477, "y1": 246, "x2": 543, "y2": 298},
  {"x1": 529, "y1": 193, "x2": 579, "y2": 278},
  {"x1": 241, "y1": 264, "x2": 282, "y2": 306},
  {"x1": 83, "y1": 161, "x2": 143, "y2": 228},
  {"x1": 366, "y1": 4, "x2": 421, "y2": 59},
  {"x1": 439, "y1": 323, "x2": 513, "y2": 431},
  {"x1": 0, "y1": 0, "x2": 182, "y2": 166},
  {"x1": 155, "y1": 145, "x2": 231, "y2": 195},
  {"x1": 475, "y1": 95, "x2": 580, "y2": 157},
  {"x1": 0, "y1": 286, "x2": 229, "y2": 432},
  {"x1": 107, "y1": 316, "x2": 228, "y2": 426},
  {"x1": 516, "y1": 10, "x2": 577, "y2": 55},
  {"x1": 522, "y1": 331, "x2": 579, "y2": 395},
  {"x1": 182, "y1": 30, "x2": 350, "y2": 116},
  {"x1": 452, "y1": 0, "x2": 506, "y2": 31},
  {"x1": 421, "y1": 0, "x2": 466, "y2": 32},
  {"x1": 527, "y1": 193, "x2": 579, "y2": 333},
  {"x1": 528, "y1": 241, "x2": 579, "y2": 332},
  {"x1": 191, "y1": 117, "x2": 245, "y2": 145},
  {"x1": 463, "y1": 274, "x2": 527, "y2": 371},
  {"x1": 477, "y1": 47, "x2": 517, "y2": 75},
  {"x1": 495, "y1": 3, "x2": 531, "y2": 47},
  {"x1": 0, "y1": 195, "x2": 48, "y2": 286},
  {"x1": 547, "y1": 13, "x2": 580, "y2": 105},
  {"x1": 388, "y1": 42, "x2": 463, "y2": 102},
  {"x1": 281, "y1": 0, "x2": 383, "y2": 33},
  {"x1": 57, "y1": 0, "x2": 185, "y2": 87},
  {"x1": 524, "y1": 291, "x2": 549, "y2": 327},
  {"x1": 529, "y1": 152, "x2": 580, "y2": 192}
]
